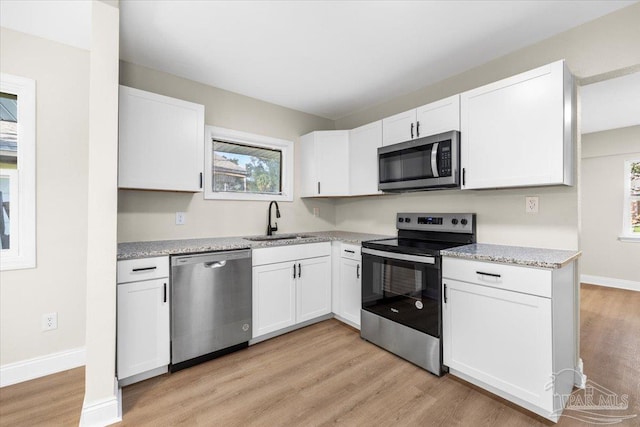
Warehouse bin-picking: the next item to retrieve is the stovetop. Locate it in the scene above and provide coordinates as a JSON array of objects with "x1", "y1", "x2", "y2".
[
  {"x1": 362, "y1": 237, "x2": 470, "y2": 256},
  {"x1": 362, "y1": 212, "x2": 476, "y2": 256}
]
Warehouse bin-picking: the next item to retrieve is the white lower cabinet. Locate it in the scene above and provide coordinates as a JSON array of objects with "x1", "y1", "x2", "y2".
[
  {"x1": 252, "y1": 262, "x2": 297, "y2": 337},
  {"x1": 297, "y1": 257, "x2": 332, "y2": 322},
  {"x1": 252, "y1": 242, "x2": 331, "y2": 340},
  {"x1": 442, "y1": 256, "x2": 577, "y2": 422},
  {"x1": 334, "y1": 243, "x2": 361, "y2": 328},
  {"x1": 117, "y1": 256, "x2": 170, "y2": 385}
]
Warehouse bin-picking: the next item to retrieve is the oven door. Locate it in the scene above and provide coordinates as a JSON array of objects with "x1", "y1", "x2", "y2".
[{"x1": 361, "y1": 247, "x2": 441, "y2": 337}]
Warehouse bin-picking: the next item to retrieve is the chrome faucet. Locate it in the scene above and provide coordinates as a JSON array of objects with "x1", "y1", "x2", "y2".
[{"x1": 267, "y1": 201, "x2": 281, "y2": 236}]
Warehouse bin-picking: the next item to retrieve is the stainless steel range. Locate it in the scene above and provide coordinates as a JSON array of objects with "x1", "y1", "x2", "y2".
[{"x1": 360, "y1": 213, "x2": 476, "y2": 376}]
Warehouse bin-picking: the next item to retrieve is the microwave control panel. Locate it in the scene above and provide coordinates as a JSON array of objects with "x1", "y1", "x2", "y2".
[{"x1": 438, "y1": 141, "x2": 452, "y2": 177}]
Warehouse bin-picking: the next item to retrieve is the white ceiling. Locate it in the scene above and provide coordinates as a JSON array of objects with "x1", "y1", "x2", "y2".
[
  {"x1": 118, "y1": 0, "x2": 636, "y2": 120},
  {"x1": 1, "y1": 0, "x2": 637, "y2": 127},
  {"x1": 580, "y1": 72, "x2": 640, "y2": 134},
  {"x1": 0, "y1": 0, "x2": 91, "y2": 50}
]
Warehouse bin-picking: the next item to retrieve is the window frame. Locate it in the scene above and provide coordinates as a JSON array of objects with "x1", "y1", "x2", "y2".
[
  {"x1": 204, "y1": 126, "x2": 293, "y2": 202},
  {"x1": 1, "y1": 73, "x2": 37, "y2": 270},
  {"x1": 619, "y1": 158, "x2": 640, "y2": 242}
]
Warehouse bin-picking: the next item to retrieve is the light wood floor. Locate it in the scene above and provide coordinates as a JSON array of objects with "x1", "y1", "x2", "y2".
[{"x1": 1, "y1": 284, "x2": 639, "y2": 426}]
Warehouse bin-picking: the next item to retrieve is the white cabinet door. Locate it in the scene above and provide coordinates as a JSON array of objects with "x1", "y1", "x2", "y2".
[
  {"x1": 118, "y1": 86, "x2": 204, "y2": 192},
  {"x1": 349, "y1": 121, "x2": 382, "y2": 196},
  {"x1": 252, "y1": 262, "x2": 297, "y2": 338},
  {"x1": 382, "y1": 109, "x2": 416, "y2": 146},
  {"x1": 415, "y1": 95, "x2": 460, "y2": 136},
  {"x1": 297, "y1": 256, "x2": 332, "y2": 323},
  {"x1": 117, "y1": 278, "x2": 170, "y2": 380},
  {"x1": 443, "y1": 278, "x2": 554, "y2": 411},
  {"x1": 299, "y1": 131, "x2": 349, "y2": 197},
  {"x1": 315, "y1": 131, "x2": 349, "y2": 196},
  {"x1": 338, "y1": 257, "x2": 361, "y2": 328},
  {"x1": 299, "y1": 132, "x2": 318, "y2": 198},
  {"x1": 460, "y1": 60, "x2": 572, "y2": 189}
]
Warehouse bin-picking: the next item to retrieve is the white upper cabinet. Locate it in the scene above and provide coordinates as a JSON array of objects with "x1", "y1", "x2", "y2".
[
  {"x1": 415, "y1": 95, "x2": 460, "y2": 137},
  {"x1": 349, "y1": 120, "x2": 383, "y2": 196},
  {"x1": 299, "y1": 130, "x2": 349, "y2": 197},
  {"x1": 118, "y1": 86, "x2": 205, "y2": 192},
  {"x1": 382, "y1": 109, "x2": 416, "y2": 146},
  {"x1": 382, "y1": 95, "x2": 460, "y2": 146},
  {"x1": 460, "y1": 60, "x2": 574, "y2": 189}
]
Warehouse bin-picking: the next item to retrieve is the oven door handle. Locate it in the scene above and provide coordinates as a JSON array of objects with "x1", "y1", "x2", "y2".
[{"x1": 361, "y1": 248, "x2": 436, "y2": 265}]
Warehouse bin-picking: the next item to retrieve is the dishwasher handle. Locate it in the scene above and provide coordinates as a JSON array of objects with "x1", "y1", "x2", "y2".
[
  {"x1": 204, "y1": 260, "x2": 227, "y2": 269},
  {"x1": 172, "y1": 249, "x2": 251, "y2": 267}
]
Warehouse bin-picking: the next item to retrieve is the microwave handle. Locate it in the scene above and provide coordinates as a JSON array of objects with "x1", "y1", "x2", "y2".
[{"x1": 431, "y1": 142, "x2": 440, "y2": 178}]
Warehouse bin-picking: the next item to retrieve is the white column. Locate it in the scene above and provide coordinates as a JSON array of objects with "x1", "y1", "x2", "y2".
[{"x1": 80, "y1": 1, "x2": 121, "y2": 426}]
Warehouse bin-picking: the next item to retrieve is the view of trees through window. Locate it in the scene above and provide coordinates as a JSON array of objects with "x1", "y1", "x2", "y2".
[
  {"x1": 630, "y1": 160, "x2": 640, "y2": 234},
  {"x1": 212, "y1": 140, "x2": 282, "y2": 195},
  {"x1": 0, "y1": 91, "x2": 18, "y2": 250}
]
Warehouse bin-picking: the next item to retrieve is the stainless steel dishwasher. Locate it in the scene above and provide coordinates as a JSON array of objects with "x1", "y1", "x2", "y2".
[{"x1": 170, "y1": 249, "x2": 252, "y2": 372}]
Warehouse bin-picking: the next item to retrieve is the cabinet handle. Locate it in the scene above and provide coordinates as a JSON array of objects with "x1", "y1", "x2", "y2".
[
  {"x1": 293, "y1": 264, "x2": 296, "y2": 279},
  {"x1": 462, "y1": 168, "x2": 466, "y2": 186},
  {"x1": 476, "y1": 271, "x2": 501, "y2": 278},
  {"x1": 443, "y1": 283, "x2": 447, "y2": 303},
  {"x1": 199, "y1": 172, "x2": 203, "y2": 189},
  {"x1": 298, "y1": 263, "x2": 301, "y2": 278},
  {"x1": 163, "y1": 283, "x2": 167, "y2": 303},
  {"x1": 410, "y1": 122, "x2": 414, "y2": 139},
  {"x1": 416, "y1": 121, "x2": 420, "y2": 138},
  {"x1": 317, "y1": 181, "x2": 321, "y2": 194},
  {"x1": 344, "y1": 249, "x2": 355, "y2": 254},
  {"x1": 132, "y1": 266, "x2": 156, "y2": 272},
  {"x1": 357, "y1": 264, "x2": 360, "y2": 279}
]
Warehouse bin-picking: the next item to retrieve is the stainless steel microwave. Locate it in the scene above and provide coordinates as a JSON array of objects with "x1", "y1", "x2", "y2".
[{"x1": 378, "y1": 130, "x2": 460, "y2": 192}]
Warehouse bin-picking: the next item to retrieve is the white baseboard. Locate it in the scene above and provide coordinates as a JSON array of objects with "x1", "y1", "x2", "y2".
[
  {"x1": 581, "y1": 274, "x2": 640, "y2": 292},
  {"x1": 79, "y1": 377, "x2": 122, "y2": 427},
  {"x1": 0, "y1": 347, "x2": 85, "y2": 387}
]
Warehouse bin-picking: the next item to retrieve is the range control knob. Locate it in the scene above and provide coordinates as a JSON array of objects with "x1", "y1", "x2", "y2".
[
  {"x1": 461, "y1": 218, "x2": 468, "y2": 226},
  {"x1": 405, "y1": 217, "x2": 411, "y2": 223},
  {"x1": 451, "y1": 218, "x2": 459, "y2": 225},
  {"x1": 398, "y1": 217, "x2": 404, "y2": 223}
]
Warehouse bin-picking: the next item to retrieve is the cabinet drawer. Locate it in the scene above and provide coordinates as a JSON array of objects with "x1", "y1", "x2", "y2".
[
  {"x1": 252, "y1": 242, "x2": 331, "y2": 266},
  {"x1": 117, "y1": 256, "x2": 169, "y2": 284},
  {"x1": 340, "y1": 243, "x2": 361, "y2": 259},
  {"x1": 442, "y1": 257, "x2": 551, "y2": 298}
]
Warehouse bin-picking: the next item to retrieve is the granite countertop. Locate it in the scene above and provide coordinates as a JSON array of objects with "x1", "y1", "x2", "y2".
[
  {"x1": 441, "y1": 243, "x2": 581, "y2": 269},
  {"x1": 117, "y1": 230, "x2": 391, "y2": 260}
]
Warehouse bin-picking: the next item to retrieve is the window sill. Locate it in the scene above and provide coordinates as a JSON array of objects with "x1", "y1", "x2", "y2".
[
  {"x1": 205, "y1": 192, "x2": 293, "y2": 202},
  {"x1": 618, "y1": 235, "x2": 640, "y2": 243}
]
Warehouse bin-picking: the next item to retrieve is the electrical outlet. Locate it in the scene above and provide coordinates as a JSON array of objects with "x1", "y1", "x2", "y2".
[
  {"x1": 176, "y1": 212, "x2": 186, "y2": 225},
  {"x1": 42, "y1": 312, "x2": 57, "y2": 331},
  {"x1": 526, "y1": 196, "x2": 539, "y2": 214},
  {"x1": 313, "y1": 207, "x2": 319, "y2": 217}
]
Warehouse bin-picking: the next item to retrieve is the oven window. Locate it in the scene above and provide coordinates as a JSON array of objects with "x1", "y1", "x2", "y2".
[
  {"x1": 383, "y1": 262, "x2": 422, "y2": 298},
  {"x1": 362, "y1": 253, "x2": 441, "y2": 337}
]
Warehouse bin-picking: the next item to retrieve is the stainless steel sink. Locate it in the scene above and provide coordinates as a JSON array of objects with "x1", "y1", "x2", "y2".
[{"x1": 244, "y1": 234, "x2": 314, "y2": 242}]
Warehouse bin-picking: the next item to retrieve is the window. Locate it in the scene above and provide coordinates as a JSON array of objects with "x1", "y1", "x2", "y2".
[
  {"x1": 621, "y1": 159, "x2": 640, "y2": 242},
  {"x1": 204, "y1": 126, "x2": 293, "y2": 201},
  {"x1": 1, "y1": 73, "x2": 36, "y2": 270}
]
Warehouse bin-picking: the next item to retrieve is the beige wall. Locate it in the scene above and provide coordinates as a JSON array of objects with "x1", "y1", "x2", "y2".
[
  {"x1": 117, "y1": 62, "x2": 337, "y2": 242},
  {"x1": 581, "y1": 126, "x2": 640, "y2": 282},
  {"x1": 333, "y1": 3, "x2": 640, "y2": 252},
  {"x1": 0, "y1": 28, "x2": 89, "y2": 364}
]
